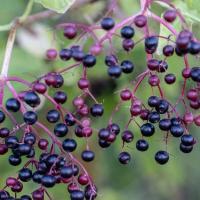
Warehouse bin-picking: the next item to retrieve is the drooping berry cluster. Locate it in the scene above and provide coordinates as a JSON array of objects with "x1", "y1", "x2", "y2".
[{"x1": 0, "y1": 1, "x2": 200, "y2": 199}]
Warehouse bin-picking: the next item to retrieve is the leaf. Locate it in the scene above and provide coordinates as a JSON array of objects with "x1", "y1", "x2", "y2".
[{"x1": 34, "y1": 0, "x2": 75, "y2": 13}]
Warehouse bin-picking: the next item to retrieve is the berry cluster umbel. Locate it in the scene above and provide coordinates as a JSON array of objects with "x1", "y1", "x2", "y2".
[{"x1": 0, "y1": 1, "x2": 200, "y2": 200}]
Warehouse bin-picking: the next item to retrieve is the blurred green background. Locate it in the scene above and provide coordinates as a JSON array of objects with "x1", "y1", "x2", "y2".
[{"x1": 0, "y1": 0, "x2": 200, "y2": 199}]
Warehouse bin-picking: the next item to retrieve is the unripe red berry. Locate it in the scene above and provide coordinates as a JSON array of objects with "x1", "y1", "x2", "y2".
[
  {"x1": 38, "y1": 138, "x2": 49, "y2": 150},
  {"x1": 183, "y1": 112, "x2": 194, "y2": 124},
  {"x1": 64, "y1": 26, "x2": 77, "y2": 39},
  {"x1": 0, "y1": 144, "x2": 8, "y2": 155},
  {"x1": 78, "y1": 78, "x2": 90, "y2": 90},
  {"x1": 194, "y1": 115, "x2": 200, "y2": 126},
  {"x1": 90, "y1": 44, "x2": 102, "y2": 56},
  {"x1": 82, "y1": 127, "x2": 93, "y2": 137},
  {"x1": 147, "y1": 59, "x2": 159, "y2": 71},
  {"x1": 73, "y1": 96, "x2": 85, "y2": 108},
  {"x1": 148, "y1": 74, "x2": 160, "y2": 86},
  {"x1": 33, "y1": 82, "x2": 47, "y2": 94},
  {"x1": 78, "y1": 174, "x2": 89, "y2": 185},
  {"x1": 134, "y1": 15, "x2": 147, "y2": 28},
  {"x1": 6, "y1": 177, "x2": 18, "y2": 187},
  {"x1": 163, "y1": 10, "x2": 177, "y2": 23},
  {"x1": 46, "y1": 48, "x2": 57, "y2": 60},
  {"x1": 187, "y1": 89, "x2": 198, "y2": 101},
  {"x1": 182, "y1": 68, "x2": 191, "y2": 78},
  {"x1": 130, "y1": 105, "x2": 141, "y2": 116},
  {"x1": 120, "y1": 89, "x2": 132, "y2": 101}
]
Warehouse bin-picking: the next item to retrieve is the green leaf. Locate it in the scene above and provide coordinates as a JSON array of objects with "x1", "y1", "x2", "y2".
[{"x1": 34, "y1": 0, "x2": 75, "y2": 13}]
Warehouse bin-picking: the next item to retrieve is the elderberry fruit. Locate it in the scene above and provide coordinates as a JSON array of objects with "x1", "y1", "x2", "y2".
[
  {"x1": 6, "y1": 98, "x2": 21, "y2": 112},
  {"x1": 0, "y1": 128, "x2": 10, "y2": 138},
  {"x1": 170, "y1": 125, "x2": 184, "y2": 137},
  {"x1": 164, "y1": 73, "x2": 176, "y2": 84},
  {"x1": 65, "y1": 113, "x2": 76, "y2": 126},
  {"x1": 83, "y1": 54, "x2": 96, "y2": 67},
  {"x1": 53, "y1": 91, "x2": 67, "y2": 104},
  {"x1": 23, "y1": 111, "x2": 38, "y2": 125},
  {"x1": 155, "y1": 150, "x2": 169, "y2": 165},
  {"x1": 134, "y1": 15, "x2": 147, "y2": 27},
  {"x1": 54, "y1": 123, "x2": 68, "y2": 137},
  {"x1": 70, "y1": 190, "x2": 84, "y2": 200},
  {"x1": 159, "y1": 119, "x2": 171, "y2": 131},
  {"x1": 163, "y1": 10, "x2": 176, "y2": 23},
  {"x1": 108, "y1": 65, "x2": 122, "y2": 78},
  {"x1": 46, "y1": 109, "x2": 60, "y2": 123},
  {"x1": 59, "y1": 48, "x2": 72, "y2": 60},
  {"x1": 81, "y1": 150, "x2": 95, "y2": 162},
  {"x1": 9, "y1": 155, "x2": 21, "y2": 166},
  {"x1": 41, "y1": 175, "x2": 56, "y2": 188},
  {"x1": 180, "y1": 143, "x2": 193, "y2": 153},
  {"x1": 190, "y1": 67, "x2": 200, "y2": 82},
  {"x1": 145, "y1": 36, "x2": 158, "y2": 54},
  {"x1": 121, "y1": 60, "x2": 134, "y2": 73},
  {"x1": 90, "y1": 104, "x2": 104, "y2": 117},
  {"x1": 0, "y1": 111, "x2": 5, "y2": 123},
  {"x1": 120, "y1": 26, "x2": 135, "y2": 39},
  {"x1": 136, "y1": 139, "x2": 149, "y2": 151},
  {"x1": 62, "y1": 139, "x2": 77, "y2": 152},
  {"x1": 140, "y1": 123, "x2": 155, "y2": 137},
  {"x1": 189, "y1": 41, "x2": 200, "y2": 55},
  {"x1": 98, "y1": 128, "x2": 110, "y2": 140},
  {"x1": 148, "y1": 111, "x2": 160, "y2": 123},
  {"x1": 24, "y1": 91, "x2": 40, "y2": 108},
  {"x1": 155, "y1": 99, "x2": 169, "y2": 114},
  {"x1": 118, "y1": 152, "x2": 131, "y2": 164},
  {"x1": 121, "y1": 130, "x2": 134, "y2": 143},
  {"x1": 101, "y1": 17, "x2": 115, "y2": 30},
  {"x1": 64, "y1": 26, "x2": 77, "y2": 39},
  {"x1": 181, "y1": 134, "x2": 194, "y2": 146},
  {"x1": 148, "y1": 96, "x2": 160, "y2": 107},
  {"x1": 19, "y1": 168, "x2": 32, "y2": 182}
]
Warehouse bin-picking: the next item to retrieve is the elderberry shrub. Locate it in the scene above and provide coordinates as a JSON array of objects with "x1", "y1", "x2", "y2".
[{"x1": 0, "y1": 2, "x2": 200, "y2": 199}]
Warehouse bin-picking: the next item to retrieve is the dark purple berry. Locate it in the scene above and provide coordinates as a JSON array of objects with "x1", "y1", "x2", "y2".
[
  {"x1": 118, "y1": 152, "x2": 131, "y2": 164},
  {"x1": 155, "y1": 150, "x2": 169, "y2": 164},
  {"x1": 101, "y1": 17, "x2": 115, "y2": 30}
]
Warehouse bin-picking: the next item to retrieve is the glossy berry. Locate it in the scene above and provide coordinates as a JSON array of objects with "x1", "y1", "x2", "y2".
[
  {"x1": 155, "y1": 99, "x2": 169, "y2": 114},
  {"x1": 64, "y1": 26, "x2": 77, "y2": 39},
  {"x1": 121, "y1": 60, "x2": 134, "y2": 73},
  {"x1": 105, "y1": 55, "x2": 118, "y2": 66},
  {"x1": 38, "y1": 139, "x2": 49, "y2": 150},
  {"x1": 163, "y1": 10, "x2": 176, "y2": 23},
  {"x1": 121, "y1": 130, "x2": 134, "y2": 143},
  {"x1": 46, "y1": 109, "x2": 60, "y2": 123},
  {"x1": 18, "y1": 143, "x2": 31, "y2": 155},
  {"x1": 121, "y1": 26, "x2": 135, "y2": 39},
  {"x1": 0, "y1": 144, "x2": 8, "y2": 155},
  {"x1": 148, "y1": 74, "x2": 160, "y2": 86},
  {"x1": 65, "y1": 113, "x2": 76, "y2": 126},
  {"x1": 20, "y1": 195, "x2": 32, "y2": 200},
  {"x1": 163, "y1": 45, "x2": 174, "y2": 56},
  {"x1": 83, "y1": 54, "x2": 96, "y2": 67},
  {"x1": 108, "y1": 65, "x2": 122, "y2": 78},
  {"x1": 70, "y1": 190, "x2": 84, "y2": 200},
  {"x1": 148, "y1": 111, "x2": 160, "y2": 123},
  {"x1": 53, "y1": 91, "x2": 67, "y2": 104},
  {"x1": 109, "y1": 123, "x2": 120, "y2": 135},
  {"x1": 81, "y1": 150, "x2": 95, "y2": 162},
  {"x1": 90, "y1": 104, "x2": 104, "y2": 117},
  {"x1": 6, "y1": 98, "x2": 21, "y2": 112},
  {"x1": 164, "y1": 73, "x2": 176, "y2": 84},
  {"x1": 136, "y1": 139, "x2": 149, "y2": 151},
  {"x1": 134, "y1": 15, "x2": 147, "y2": 27},
  {"x1": 19, "y1": 168, "x2": 32, "y2": 182},
  {"x1": 59, "y1": 48, "x2": 72, "y2": 60},
  {"x1": 147, "y1": 59, "x2": 159, "y2": 71},
  {"x1": 118, "y1": 152, "x2": 131, "y2": 164},
  {"x1": 0, "y1": 127, "x2": 10, "y2": 138},
  {"x1": 140, "y1": 123, "x2": 155, "y2": 137},
  {"x1": 41, "y1": 175, "x2": 56, "y2": 188},
  {"x1": 98, "y1": 128, "x2": 110, "y2": 140},
  {"x1": 159, "y1": 119, "x2": 171, "y2": 131},
  {"x1": 78, "y1": 174, "x2": 89, "y2": 185},
  {"x1": 32, "y1": 189, "x2": 44, "y2": 200},
  {"x1": 155, "y1": 151, "x2": 169, "y2": 165},
  {"x1": 101, "y1": 17, "x2": 115, "y2": 30},
  {"x1": 190, "y1": 67, "x2": 200, "y2": 82},
  {"x1": 33, "y1": 82, "x2": 47, "y2": 94},
  {"x1": 62, "y1": 139, "x2": 77, "y2": 152},
  {"x1": 23, "y1": 111, "x2": 38, "y2": 125},
  {"x1": 181, "y1": 134, "x2": 194, "y2": 146},
  {"x1": 0, "y1": 111, "x2": 5, "y2": 123},
  {"x1": 9, "y1": 155, "x2": 21, "y2": 166},
  {"x1": 148, "y1": 96, "x2": 160, "y2": 107},
  {"x1": 60, "y1": 166, "x2": 73, "y2": 178},
  {"x1": 145, "y1": 36, "x2": 158, "y2": 54},
  {"x1": 54, "y1": 123, "x2": 68, "y2": 137},
  {"x1": 189, "y1": 41, "x2": 200, "y2": 55},
  {"x1": 5, "y1": 136, "x2": 19, "y2": 149},
  {"x1": 120, "y1": 89, "x2": 132, "y2": 101},
  {"x1": 180, "y1": 143, "x2": 193, "y2": 153},
  {"x1": 157, "y1": 60, "x2": 168, "y2": 73},
  {"x1": 122, "y1": 39, "x2": 134, "y2": 51},
  {"x1": 24, "y1": 91, "x2": 40, "y2": 108},
  {"x1": 170, "y1": 125, "x2": 184, "y2": 137}
]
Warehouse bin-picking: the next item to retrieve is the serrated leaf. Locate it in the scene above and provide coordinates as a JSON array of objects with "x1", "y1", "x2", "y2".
[{"x1": 34, "y1": 0, "x2": 75, "y2": 13}]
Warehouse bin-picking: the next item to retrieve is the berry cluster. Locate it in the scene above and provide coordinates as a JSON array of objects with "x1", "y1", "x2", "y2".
[{"x1": 0, "y1": 1, "x2": 200, "y2": 199}]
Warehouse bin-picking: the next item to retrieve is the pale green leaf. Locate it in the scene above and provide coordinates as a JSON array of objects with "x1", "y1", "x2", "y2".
[{"x1": 34, "y1": 0, "x2": 76, "y2": 13}]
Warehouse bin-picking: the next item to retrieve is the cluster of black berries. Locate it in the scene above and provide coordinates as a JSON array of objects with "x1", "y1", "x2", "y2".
[{"x1": 0, "y1": 4, "x2": 200, "y2": 200}]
